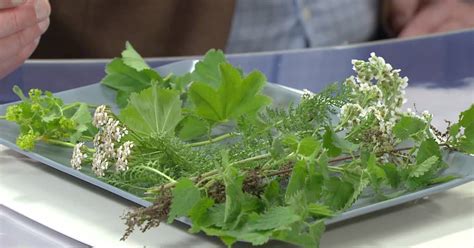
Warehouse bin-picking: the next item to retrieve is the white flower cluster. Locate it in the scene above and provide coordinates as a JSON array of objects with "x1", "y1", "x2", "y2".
[
  {"x1": 71, "y1": 142, "x2": 87, "y2": 170},
  {"x1": 302, "y1": 89, "x2": 315, "y2": 99},
  {"x1": 69, "y1": 105, "x2": 134, "y2": 177},
  {"x1": 116, "y1": 141, "x2": 134, "y2": 172},
  {"x1": 340, "y1": 53, "x2": 410, "y2": 152},
  {"x1": 91, "y1": 105, "x2": 133, "y2": 176}
]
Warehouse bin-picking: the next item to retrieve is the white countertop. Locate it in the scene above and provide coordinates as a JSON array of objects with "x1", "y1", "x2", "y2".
[{"x1": 1, "y1": 145, "x2": 473, "y2": 248}]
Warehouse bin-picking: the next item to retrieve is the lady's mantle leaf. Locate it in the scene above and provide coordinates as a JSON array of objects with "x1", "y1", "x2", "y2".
[
  {"x1": 120, "y1": 85, "x2": 183, "y2": 136},
  {"x1": 189, "y1": 63, "x2": 271, "y2": 123}
]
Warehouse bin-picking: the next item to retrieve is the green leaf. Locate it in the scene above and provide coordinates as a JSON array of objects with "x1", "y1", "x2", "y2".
[
  {"x1": 304, "y1": 174, "x2": 324, "y2": 203},
  {"x1": 101, "y1": 59, "x2": 159, "y2": 93},
  {"x1": 191, "y1": 49, "x2": 227, "y2": 88},
  {"x1": 429, "y1": 175, "x2": 459, "y2": 185},
  {"x1": 188, "y1": 197, "x2": 215, "y2": 233},
  {"x1": 323, "y1": 128, "x2": 357, "y2": 157},
  {"x1": 322, "y1": 178, "x2": 354, "y2": 210},
  {"x1": 285, "y1": 160, "x2": 307, "y2": 200},
  {"x1": 222, "y1": 167, "x2": 245, "y2": 227},
  {"x1": 417, "y1": 138, "x2": 441, "y2": 163},
  {"x1": 459, "y1": 104, "x2": 474, "y2": 127},
  {"x1": 307, "y1": 203, "x2": 335, "y2": 217},
  {"x1": 176, "y1": 115, "x2": 209, "y2": 141},
  {"x1": 459, "y1": 122, "x2": 474, "y2": 153},
  {"x1": 366, "y1": 153, "x2": 387, "y2": 186},
  {"x1": 121, "y1": 41, "x2": 150, "y2": 71},
  {"x1": 246, "y1": 206, "x2": 301, "y2": 231},
  {"x1": 263, "y1": 180, "x2": 281, "y2": 207},
  {"x1": 344, "y1": 171, "x2": 370, "y2": 209},
  {"x1": 393, "y1": 116, "x2": 426, "y2": 140},
  {"x1": 167, "y1": 178, "x2": 201, "y2": 223},
  {"x1": 68, "y1": 103, "x2": 93, "y2": 143},
  {"x1": 323, "y1": 128, "x2": 341, "y2": 157},
  {"x1": 189, "y1": 63, "x2": 271, "y2": 123},
  {"x1": 298, "y1": 137, "x2": 322, "y2": 157},
  {"x1": 120, "y1": 85, "x2": 183, "y2": 136},
  {"x1": 381, "y1": 163, "x2": 400, "y2": 188},
  {"x1": 410, "y1": 155, "x2": 439, "y2": 178}
]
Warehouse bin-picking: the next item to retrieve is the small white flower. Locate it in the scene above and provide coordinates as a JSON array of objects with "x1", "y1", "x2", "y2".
[
  {"x1": 116, "y1": 141, "x2": 134, "y2": 172},
  {"x1": 302, "y1": 89, "x2": 314, "y2": 99},
  {"x1": 92, "y1": 150, "x2": 109, "y2": 177},
  {"x1": 71, "y1": 142, "x2": 87, "y2": 170},
  {"x1": 93, "y1": 105, "x2": 109, "y2": 128},
  {"x1": 422, "y1": 110, "x2": 432, "y2": 122}
]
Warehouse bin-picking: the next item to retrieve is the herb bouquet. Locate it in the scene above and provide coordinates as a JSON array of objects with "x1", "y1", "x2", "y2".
[{"x1": 1, "y1": 43, "x2": 473, "y2": 248}]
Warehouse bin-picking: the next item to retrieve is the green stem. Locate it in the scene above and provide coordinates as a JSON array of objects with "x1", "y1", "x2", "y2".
[
  {"x1": 137, "y1": 166, "x2": 177, "y2": 183},
  {"x1": 187, "y1": 132, "x2": 236, "y2": 147},
  {"x1": 0, "y1": 115, "x2": 6, "y2": 120},
  {"x1": 43, "y1": 138, "x2": 95, "y2": 153},
  {"x1": 231, "y1": 153, "x2": 271, "y2": 165},
  {"x1": 43, "y1": 139, "x2": 77, "y2": 149}
]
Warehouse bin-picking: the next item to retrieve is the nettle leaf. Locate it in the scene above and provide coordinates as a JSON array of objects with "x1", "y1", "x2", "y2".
[
  {"x1": 322, "y1": 178, "x2": 354, "y2": 210},
  {"x1": 298, "y1": 137, "x2": 322, "y2": 157},
  {"x1": 366, "y1": 153, "x2": 387, "y2": 187},
  {"x1": 393, "y1": 116, "x2": 426, "y2": 140},
  {"x1": 381, "y1": 163, "x2": 400, "y2": 188},
  {"x1": 410, "y1": 155, "x2": 439, "y2": 178},
  {"x1": 168, "y1": 178, "x2": 201, "y2": 223},
  {"x1": 263, "y1": 180, "x2": 281, "y2": 207},
  {"x1": 188, "y1": 197, "x2": 215, "y2": 233},
  {"x1": 417, "y1": 138, "x2": 441, "y2": 163},
  {"x1": 459, "y1": 104, "x2": 474, "y2": 127},
  {"x1": 189, "y1": 63, "x2": 271, "y2": 123},
  {"x1": 223, "y1": 167, "x2": 245, "y2": 227},
  {"x1": 307, "y1": 203, "x2": 335, "y2": 217},
  {"x1": 191, "y1": 49, "x2": 227, "y2": 88},
  {"x1": 344, "y1": 171, "x2": 370, "y2": 209},
  {"x1": 120, "y1": 85, "x2": 183, "y2": 136},
  {"x1": 247, "y1": 206, "x2": 301, "y2": 231},
  {"x1": 323, "y1": 128, "x2": 358, "y2": 157},
  {"x1": 285, "y1": 160, "x2": 307, "y2": 200}
]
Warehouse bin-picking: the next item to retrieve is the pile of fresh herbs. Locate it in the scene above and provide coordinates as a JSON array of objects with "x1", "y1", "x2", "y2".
[{"x1": 1, "y1": 43, "x2": 473, "y2": 248}]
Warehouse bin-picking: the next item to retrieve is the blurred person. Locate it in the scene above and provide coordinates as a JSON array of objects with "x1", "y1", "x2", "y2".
[{"x1": 0, "y1": 0, "x2": 474, "y2": 80}]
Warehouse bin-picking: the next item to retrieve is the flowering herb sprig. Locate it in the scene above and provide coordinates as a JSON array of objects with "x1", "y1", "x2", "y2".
[{"x1": 2, "y1": 44, "x2": 473, "y2": 248}]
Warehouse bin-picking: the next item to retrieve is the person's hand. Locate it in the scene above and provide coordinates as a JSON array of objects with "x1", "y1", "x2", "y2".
[
  {"x1": 387, "y1": 0, "x2": 474, "y2": 38},
  {"x1": 0, "y1": 0, "x2": 50, "y2": 79}
]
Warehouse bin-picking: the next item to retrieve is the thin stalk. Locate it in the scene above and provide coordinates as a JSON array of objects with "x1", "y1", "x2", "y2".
[
  {"x1": 0, "y1": 115, "x2": 6, "y2": 120},
  {"x1": 43, "y1": 138, "x2": 95, "y2": 153},
  {"x1": 187, "y1": 132, "x2": 236, "y2": 147},
  {"x1": 232, "y1": 153, "x2": 271, "y2": 165},
  {"x1": 137, "y1": 166, "x2": 177, "y2": 183},
  {"x1": 43, "y1": 138, "x2": 76, "y2": 149}
]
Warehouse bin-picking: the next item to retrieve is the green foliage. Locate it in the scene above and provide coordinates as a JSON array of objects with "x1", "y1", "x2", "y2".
[
  {"x1": 101, "y1": 42, "x2": 162, "y2": 107},
  {"x1": 4, "y1": 86, "x2": 93, "y2": 150},
  {"x1": 189, "y1": 63, "x2": 271, "y2": 123},
  {"x1": 393, "y1": 116, "x2": 427, "y2": 140},
  {"x1": 3, "y1": 45, "x2": 472, "y2": 248},
  {"x1": 168, "y1": 178, "x2": 202, "y2": 222},
  {"x1": 449, "y1": 105, "x2": 474, "y2": 153},
  {"x1": 120, "y1": 84, "x2": 183, "y2": 136}
]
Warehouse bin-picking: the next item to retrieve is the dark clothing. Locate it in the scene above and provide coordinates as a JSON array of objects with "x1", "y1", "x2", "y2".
[{"x1": 32, "y1": 0, "x2": 236, "y2": 58}]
